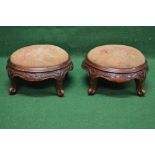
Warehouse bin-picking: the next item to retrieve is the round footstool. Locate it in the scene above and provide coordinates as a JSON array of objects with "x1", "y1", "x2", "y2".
[
  {"x1": 7, "y1": 45, "x2": 73, "y2": 96},
  {"x1": 82, "y1": 45, "x2": 148, "y2": 96}
]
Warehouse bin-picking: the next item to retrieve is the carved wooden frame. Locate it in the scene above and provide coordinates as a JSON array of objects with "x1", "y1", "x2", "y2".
[
  {"x1": 82, "y1": 56, "x2": 148, "y2": 96},
  {"x1": 7, "y1": 58, "x2": 73, "y2": 97}
]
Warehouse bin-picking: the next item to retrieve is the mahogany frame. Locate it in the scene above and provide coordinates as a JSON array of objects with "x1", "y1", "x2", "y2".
[
  {"x1": 82, "y1": 56, "x2": 148, "y2": 96},
  {"x1": 7, "y1": 58, "x2": 73, "y2": 97}
]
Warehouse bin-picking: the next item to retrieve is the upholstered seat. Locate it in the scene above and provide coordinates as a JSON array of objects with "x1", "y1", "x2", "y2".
[
  {"x1": 10, "y1": 45, "x2": 69, "y2": 68},
  {"x1": 7, "y1": 44, "x2": 73, "y2": 96},
  {"x1": 83, "y1": 44, "x2": 148, "y2": 96},
  {"x1": 87, "y1": 45, "x2": 145, "y2": 69}
]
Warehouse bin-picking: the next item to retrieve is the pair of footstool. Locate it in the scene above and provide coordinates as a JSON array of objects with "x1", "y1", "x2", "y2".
[{"x1": 7, "y1": 44, "x2": 148, "y2": 97}]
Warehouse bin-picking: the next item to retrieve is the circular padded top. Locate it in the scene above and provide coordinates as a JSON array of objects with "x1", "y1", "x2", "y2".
[
  {"x1": 10, "y1": 45, "x2": 69, "y2": 68},
  {"x1": 87, "y1": 45, "x2": 145, "y2": 69}
]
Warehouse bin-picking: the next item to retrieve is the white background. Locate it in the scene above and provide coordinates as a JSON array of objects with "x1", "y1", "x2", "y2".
[
  {"x1": 0, "y1": 0, "x2": 155, "y2": 154},
  {"x1": 0, "y1": 130, "x2": 155, "y2": 155},
  {"x1": 0, "y1": 0, "x2": 155, "y2": 25}
]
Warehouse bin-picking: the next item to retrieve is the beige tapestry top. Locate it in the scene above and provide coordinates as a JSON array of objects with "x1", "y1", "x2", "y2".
[
  {"x1": 87, "y1": 45, "x2": 145, "y2": 69},
  {"x1": 11, "y1": 45, "x2": 69, "y2": 68}
]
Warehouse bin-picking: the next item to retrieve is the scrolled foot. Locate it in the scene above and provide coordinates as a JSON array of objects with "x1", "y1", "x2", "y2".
[
  {"x1": 137, "y1": 88, "x2": 145, "y2": 96},
  {"x1": 57, "y1": 89, "x2": 64, "y2": 97},
  {"x1": 88, "y1": 88, "x2": 96, "y2": 95},
  {"x1": 9, "y1": 87, "x2": 17, "y2": 95}
]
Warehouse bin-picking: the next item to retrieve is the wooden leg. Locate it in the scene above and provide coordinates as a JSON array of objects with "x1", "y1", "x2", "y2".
[
  {"x1": 9, "y1": 77, "x2": 17, "y2": 95},
  {"x1": 55, "y1": 79, "x2": 64, "y2": 97},
  {"x1": 135, "y1": 79, "x2": 145, "y2": 96},
  {"x1": 88, "y1": 77, "x2": 98, "y2": 95}
]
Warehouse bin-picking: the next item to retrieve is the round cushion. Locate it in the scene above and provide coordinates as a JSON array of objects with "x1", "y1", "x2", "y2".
[
  {"x1": 87, "y1": 45, "x2": 145, "y2": 69},
  {"x1": 10, "y1": 45, "x2": 69, "y2": 68}
]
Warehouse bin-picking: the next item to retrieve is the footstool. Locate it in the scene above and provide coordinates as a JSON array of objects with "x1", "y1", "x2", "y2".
[
  {"x1": 82, "y1": 45, "x2": 148, "y2": 96},
  {"x1": 7, "y1": 45, "x2": 73, "y2": 96}
]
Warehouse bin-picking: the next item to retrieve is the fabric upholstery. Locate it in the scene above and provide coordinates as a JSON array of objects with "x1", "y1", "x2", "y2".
[
  {"x1": 87, "y1": 45, "x2": 145, "y2": 69},
  {"x1": 10, "y1": 45, "x2": 69, "y2": 68}
]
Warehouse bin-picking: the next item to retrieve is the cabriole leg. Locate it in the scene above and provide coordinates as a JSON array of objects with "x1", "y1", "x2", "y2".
[
  {"x1": 135, "y1": 79, "x2": 145, "y2": 96},
  {"x1": 55, "y1": 79, "x2": 64, "y2": 97},
  {"x1": 9, "y1": 77, "x2": 17, "y2": 95},
  {"x1": 88, "y1": 77, "x2": 98, "y2": 95}
]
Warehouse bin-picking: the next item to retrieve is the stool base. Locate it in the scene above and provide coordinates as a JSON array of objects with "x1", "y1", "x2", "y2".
[
  {"x1": 7, "y1": 59, "x2": 73, "y2": 97},
  {"x1": 82, "y1": 57, "x2": 148, "y2": 96}
]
